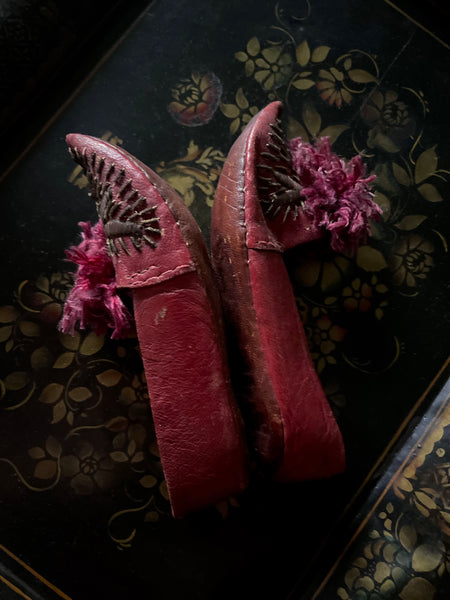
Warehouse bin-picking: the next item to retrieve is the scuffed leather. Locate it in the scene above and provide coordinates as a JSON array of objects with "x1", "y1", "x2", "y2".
[
  {"x1": 211, "y1": 102, "x2": 345, "y2": 480},
  {"x1": 66, "y1": 134, "x2": 248, "y2": 517}
]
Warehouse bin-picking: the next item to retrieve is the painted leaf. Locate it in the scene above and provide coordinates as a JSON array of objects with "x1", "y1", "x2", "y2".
[
  {"x1": 415, "y1": 490, "x2": 437, "y2": 510},
  {"x1": 292, "y1": 78, "x2": 315, "y2": 90},
  {"x1": 412, "y1": 544, "x2": 443, "y2": 572},
  {"x1": 105, "y1": 416, "x2": 129, "y2": 432},
  {"x1": 128, "y1": 439, "x2": 137, "y2": 456},
  {"x1": 59, "y1": 331, "x2": 80, "y2": 351},
  {"x1": 415, "y1": 146, "x2": 438, "y2": 183},
  {"x1": 159, "y1": 480, "x2": 169, "y2": 500},
  {"x1": 110, "y1": 451, "x2": 128, "y2": 463},
  {"x1": 244, "y1": 60, "x2": 255, "y2": 77},
  {"x1": 28, "y1": 447, "x2": 46, "y2": 460},
  {"x1": 129, "y1": 424, "x2": 147, "y2": 445},
  {"x1": 131, "y1": 451, "x2": 144, "y2": 464},
  {"x1": 140, "y1": 475, "x2": 157, "y2": 488},
  {"x1": 39, "y1": 383, "x2": 63, "y2": 404},
  {"x1": 395, "y1": 215, "x2": 427, "y2": 231},
  {"x1": 399, "y1": 478, "x2": 414, "y2": 494},
  {"x1": 319, "y1": 124, "x2": 349, "y2": 145},
  {"x1": 235, "y1": 87, "x2": 249, "y2": 110},
  {"x1": 221, "y1": 103, "x2": 240, "y2": 118},
  {"x1": 45, "y1": 436, "x2": 62, "y2": 459},
  {"x1": 96, "y1": 369, "x2": 122, "y2": 387},
  {"x1": 0, "y1": 306, "x2": 19, "y2": 323},
  {"x1": 31, "y1": 347, "x2": 52, "y2": 370},
  {"x1": 68, "y1": 387, "x2": 92, "y2": 403},
  {"x1": 302, "y1": 101, "x2": 321, "y2": 136},
  {"x1": 392, "y1": 163, "x2": 410, "y2": 186},
  {"x1": 311, "y1": 45, "x2": 330, "y2": 63},
  {"x1": 4, "y1": 371, "x2": 29, "y2": 391},
  {"x1": 0, "y1": 325, "x2": 12, "y2": 342},
  {"x1": 19, "y1": 321, "x2": 40, "y2": 337},
  {"x1": 234, "y1": 51, "x2": 248, "y2": 62},
  {"x1": 230, "y1": 118, "x2": 240, "y2": 135},
  {"x1": 347, "y1": 69, "x2": 377, "y2": 83},
  {"x1": 287, "y1": 117, "x2": 310, "y2": 143},
  {"x1": 52, "y1": 400, "x2": 67, "y2": 424},
  {"x1": 399, "y1": 577, "x2": 436, "y2": 600},
  {"x1": 356, "y1": 246, "x2": 387, "y2": 272},
  {"x1": 418, "y1": 183, "x2": 443, "y2": 203},
  {"x1": 33, "y1": 459, "x2": 57, "y2": 480},
  {"x1": 296, "y1": 40, "x2": 311, "y2": 67},
  {"x1": 79, "y1": 332, "x2": 104, "y2": 356},
  {"x1": 246, "y1": 36, "x2": 260, "y2": 56},
  {"x1": 53, "y1": 352, "x2": 75, "y2": 369},
  {"x1": 399, "y1": 524, "x2": 417, "y2": 552}
]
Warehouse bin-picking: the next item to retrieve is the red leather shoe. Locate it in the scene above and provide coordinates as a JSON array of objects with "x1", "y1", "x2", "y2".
[
  {"x1": 65, "y1": 134, "x2": 248, "y2": 517},
  {"x1": 211, "y1": 102, "x2": 346, "y2": 481}
]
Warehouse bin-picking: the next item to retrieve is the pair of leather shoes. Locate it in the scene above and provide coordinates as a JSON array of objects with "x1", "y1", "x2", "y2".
[{"x1": 63, "y1": 102, "x2": 350, "y2": 517}]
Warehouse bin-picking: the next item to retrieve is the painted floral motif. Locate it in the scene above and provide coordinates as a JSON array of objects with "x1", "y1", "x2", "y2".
[
  {"x1": 221, "y1": 88, "x2": 259, "y2": 134},
  {"x1": 307, "y1": 314, "x2": 346, "y2": 374},
  {"x1": 0, "y1": 1, "x2": 449, "y2": 573},
  {"x1": 235, "y1": 37, "x2": 293, "y2": 89},
  {"x1": 361, "y1": 90, "x2": 415, "y2": 153},
  {"x1": 155, "y1": 140, "x2": 226, "y2": 208},
  {"x1": 333, "y1": 399, "x2": 450, "y2": 600},
  {"x1": 168, "y1": 72, "x2": 222, "y2": 126},
  {"x1": 61, "y1": 441, "x2": 116, "y2": 495},
  {"x1": 390, "y1": 234, "x2": 434, "y2": 288},
  {"x1": 317, "y1": 67, "x2": 352, "y2": 108}
]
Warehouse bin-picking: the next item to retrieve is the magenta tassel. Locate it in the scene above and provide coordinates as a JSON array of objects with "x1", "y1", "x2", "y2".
[
  {"x1": 289, "y1": 137, "x2": 381, "y2": 253},
  {"x1": 59, "y1": 221, "x2": 134, "y2": 339}
]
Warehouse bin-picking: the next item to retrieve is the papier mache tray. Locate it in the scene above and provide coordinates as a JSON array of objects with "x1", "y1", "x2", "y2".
[{"x1": 0, "y1": 1, "x2": 449, "y2": 598}]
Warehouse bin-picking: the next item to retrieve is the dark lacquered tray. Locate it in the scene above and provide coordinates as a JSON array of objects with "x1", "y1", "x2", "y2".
[{"x1": 0, "y1": 1, "x2": 449, "y2": 598}]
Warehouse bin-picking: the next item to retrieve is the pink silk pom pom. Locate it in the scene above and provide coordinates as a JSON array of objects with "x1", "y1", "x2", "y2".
[
  {"x1": 289, "y1": 136, "x2": 381, "y2": 253},
  {"x1": 59, "y1": 220, "x2": 134, "y2": 339}
]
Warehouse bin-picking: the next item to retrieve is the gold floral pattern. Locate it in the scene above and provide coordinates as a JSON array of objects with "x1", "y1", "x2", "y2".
[
  {"x1": 221, "y1": 88, "x2": 259, "y2": 134},
  {"x1": 155, "y1": 140, "x2": 226, "y2": 208},
  {"x1": 329, "y1": 388, "x2": 450, "y2": 600}
]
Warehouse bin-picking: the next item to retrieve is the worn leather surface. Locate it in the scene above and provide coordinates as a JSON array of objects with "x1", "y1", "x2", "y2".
[
  {"x1": 211, "y1": 102, "x2": 345, "y2": 480},
  {"x1": 66, "y1": 134, "x2": 248, "y2": 516}
]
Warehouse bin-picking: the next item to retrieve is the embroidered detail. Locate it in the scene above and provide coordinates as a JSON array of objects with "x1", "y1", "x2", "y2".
[
  {"x1": 257, "y1": 118, "x2": 304, "y2": 222},
  {"x1": 69, "y1": 147, "x2": 162, "y2": 256}
]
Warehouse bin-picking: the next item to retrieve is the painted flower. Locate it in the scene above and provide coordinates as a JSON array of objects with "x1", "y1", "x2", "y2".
[
  {"x1": 254, "y1": 45, "x2": 293, "y2": 90},
  {"x1": 361, "y1": 90, "x2": 415, "y2": 153},
  {"x1": 168, "y1": 72, "x2": 222, "y2": 127},
  {"x1": 61, "y1": 441, "x2": 116, "y2": 495},
  {"x1": 235, "y1": 36, "x2": 261, "y2": 77},
  {"x1": 221, "y1": 88, "x2": 259, "y2": 135},
  {"x1": 342, "y1": 278, "x2": 373, "y2": 312},
  {"x1": 156, "y1": 142, "x2": 224, "y2": 208},
  {"x1": 308, "y1": 315, "x2": 346, "y2": 373},
  {"x1": 317, "y1": 67, "x2": 352, "y2": 107},
  {"x1": 390, "y1": 234, "x2": 434, "y2": 287}
]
